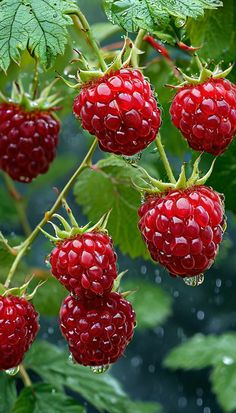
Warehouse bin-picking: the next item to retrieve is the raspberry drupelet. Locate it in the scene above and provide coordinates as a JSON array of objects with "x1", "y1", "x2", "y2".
[
  {"x1": 73, "y1": 68, "x2": 161, "y2": 156},
  {"x1": 0, "y1": 103, "x2": 60, "y2": 182},
  {"x1": 170, "y1": 78, "x2": 236, "y2": 155},
  {"x1": 60, "y1": 292, "x2": 136, "y2": 367},
  {"x1": 50, "y1": 232, "x2": 117, "y2": 298},
  {"x1": 138, "y1": 185, "x2": 225, "y2": 278},
  {"x1": 0, "y1": 295, "x2": 39, "y2": 370}
]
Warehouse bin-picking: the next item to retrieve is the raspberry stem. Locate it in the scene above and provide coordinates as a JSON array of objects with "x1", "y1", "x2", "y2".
[
  {"x1": 70, "y1": 10, "x2": 107, "y2": 72},
  {"x1": 131, "y1": 29, "x2": 146, "y2": 67},
  {"x1": 4, "y1": 139, "x2": 98, "y2": 288},
  {"x1": 155, "y1": 133, "x2": 176, "y2": 184},
  {"x1": 19, "y1": 365, "x2": 32, "y2": 387},
  {"x1": 3, "y1": 174, "x2": 32, "y2": 236}
]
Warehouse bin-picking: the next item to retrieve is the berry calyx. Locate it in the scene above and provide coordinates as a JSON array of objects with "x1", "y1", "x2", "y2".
[
  {"x1": 60, "y1": 292, "x2": 136, "y2": 367},
  {"x1": 0, "y1": 295, "x2": 39, "y2": 370},
  {"x1": 50, "y1": 231, "x2": 117, "y2": 298},
  {"x1": 170, "y1": 78, "x2": 236, "y2": 155},
  {"x1": 73, "y1": 67, "x2": 161, "y2": 156},
  {"x1": 138, "y1": 185, "x2": 225, "y2": 279}
]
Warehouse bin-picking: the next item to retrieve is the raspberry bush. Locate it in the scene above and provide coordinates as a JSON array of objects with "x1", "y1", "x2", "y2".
[{"x1": 0, "y1": 1, "x2": 235, "y2": 412}]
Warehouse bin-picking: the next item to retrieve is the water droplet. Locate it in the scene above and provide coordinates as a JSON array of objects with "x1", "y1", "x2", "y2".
[
  {"x1": 68, "y1": 353, "x2": 76, "y2": 365},
  {"x1": 197, "y1": 310, "x2": 205, "y2": 320},
  {"x1": 5, "y1": 366, "x2": 20, "y2": 376},
  {"x1": 222, "y1": 356, "x2": 234, "y2": 365},
  {"x1": 175, "y1": 17, "x2": 186, "y2": 28},
  {"x1": 90, "y1": 365, "x2": 109, "y2": 374},
  {"x1": 45, "y1": 255, "x2": 51, "y2": 268},
  {"x1": 183, "y1": 274, "x2": 204, "y2": 287}
]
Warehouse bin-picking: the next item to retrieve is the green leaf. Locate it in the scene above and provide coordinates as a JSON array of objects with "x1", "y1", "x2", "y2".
[
  {"x1": 207, "y1": 140, "x2": 236, "y2": 213},
  {"x1": 0, "y1": 372, "x2": 17, "y2": 413},
  {"x1": 187, "y1": 0, "x2": 235, "y2": 63},
  {"x1": 211, "y1": 363, "x2": 236, "y2": 413},
  {"x1": 91, "y1": 22, "x2": 121, "y2": 42},
  {"x1": 103, "y1": 0, "x2": 222, "y2": 33},
  {"x1": 13, "y1": 383, "x2": 85, "y2": 413},
  {"x1": 164, "y1": 333, "x2": 236, "y2": 370},
  {"x1": 124, "y1": 279, "x2": 172, "y2": 329},
  {"x1": 0, "y1": 0, "x2": 78, "y2": 72},
  {"x1": 74, "y1": 156, "x2": 149, "y2": 259},
  {"x1": 32, "y1": 276, "x2": 66, "y2": 316},
  {"x1": 25, "y1": 340, "x2": 161, "y2": 413}
]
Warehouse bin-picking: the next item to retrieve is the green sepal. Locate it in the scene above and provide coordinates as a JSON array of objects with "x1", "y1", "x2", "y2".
[
  {"x1": 0, "y1": 79, "x2": 62, "y2": 112},
  {"x1": 132, "y1": 156, "x2": 217, "y2": 195},
  {"x1": 40, "y1": 199, "x2": 112, "y2": 244},
  {"x1": 175, "y1": 54, "x2": 234, "y2": 87},
  {"x1": 121, "y1": 290, "x2": 137, "y2": 299},
  {"x1": 112, "y1": 270, "x2": 128, "y2": 292},
  {"x1": 1, "y1": 276, "x2": 46, "y2": 300}
]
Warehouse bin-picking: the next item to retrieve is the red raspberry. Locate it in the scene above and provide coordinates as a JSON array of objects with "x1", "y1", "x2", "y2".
[
  {"x1": 50, "y1": 232, "x2": 117, "y2": 298},
  {"x1": 138, "y1": 185, "x2": 225, "y2": 278},
  {"x1": 0, "y1": 295, "x2": 39, "y2": 370},
  {"x1": 60, "y1": 292, "x2": 136, "y2": 367},
  {"x1": 73, "y1": 68, "x2": 161, "y2": 156},
  {"x1": 0, "y1": 103, "x2": 60, "y2": 182},
  {"x1": 170, "y1": 78, "x2": 236, "y2": 155}
]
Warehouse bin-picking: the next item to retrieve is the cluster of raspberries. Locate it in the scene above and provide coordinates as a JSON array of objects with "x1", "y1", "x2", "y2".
[{"x1": 50, "y1": 231, "x2": 136, "y2": 368}]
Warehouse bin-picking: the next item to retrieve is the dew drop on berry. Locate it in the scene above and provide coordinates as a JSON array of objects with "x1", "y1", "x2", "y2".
[
  {"x1": 90, "y1": 364, "x2": 110, "y2": 374},
  {"x1": 183, "y1": 274, "x2": 204, "y2": 287}
]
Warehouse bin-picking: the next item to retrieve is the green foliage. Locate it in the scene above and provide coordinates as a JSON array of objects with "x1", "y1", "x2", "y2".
[
  {"x1": 0, "y1": 373, "x2": 17, "y2": 413},
  {"x1": 74, "y1": 156, "x2": 149, "y2": 259},
  {"x1": 164, "y1": 333, "x2": 236, "y2": 412},
  {"x1": 187, "y1": 0, "x2": 235, "y2": 63},
  {"x1": 206, "y1": 140, "x2": 236, "y2": 213},
  {"x1": 103, "y1": 0, "x2": 222, "y2": 33},
  {"x1": 24, "y1": 340, "x2": 161, "y2": 413},
  {"x1": 0, "y1": 0, "x2": 78, "y2": 72},
  {"x1": 91, "y1": 22, "x2": 121, "y2": 42},
  {"x1": 32, "y1": 276, "x2": 66, "y2": 316},
  {"x1": 124, "y1": 279, "x2": 172, "y2": 329},
  {"x1": 13, "y1": 383, "x2": 85, "y2": 413}
]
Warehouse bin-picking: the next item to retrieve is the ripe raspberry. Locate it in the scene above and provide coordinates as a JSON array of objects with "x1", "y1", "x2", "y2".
[
  {"x1": 60, "y1": 292, "x2": 136, "y2": 367},
  {"x1": 73, "y1": 68, "x2": 161, "y2": 156},
  {"x1": 50, "y1": 232, "x2": 117, "y2": 298},
  {"x1": 0, "y1": 103, "x2": 60, "y2": 182},
  {"x1": 138, "y1": 185, "x2": 225, "y2": 278},
  {"x1": 0, "y1": 295, "x2": 39, "y2": 370},
  {"x1": 170, "y1": 78, "x2": 236, "y2": 155}
]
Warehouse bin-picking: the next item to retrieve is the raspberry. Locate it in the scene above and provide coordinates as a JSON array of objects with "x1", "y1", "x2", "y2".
[
  {"x1": 170, "y1": 78, "x2": 236, "y2": 155},
  {"x1": 60, "y1": 292, "x2": 136, "y2": 367},
  {"x1": 138, "y1": 185, "x2": 225, "y2": 278},
  {"x1": 0, "y1": 103, "x2": 60, "y2": 182},
  {"x1": 50, "y1": 232, "x2": 117, "y2": 298},
  {"x1": 73, "y1": 68, "x2": 161, "y2": 156},
  {"x1": 0, "y1": 295, "x2": 39, "y2": 370}
]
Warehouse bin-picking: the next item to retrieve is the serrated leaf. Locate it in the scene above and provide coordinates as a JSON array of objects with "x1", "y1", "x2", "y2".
[
  {"x1": 12, "y1": 383, "x2": 85, "y2": 413},
  {"x1": 0, "y1": 185, "x2": 19, "y2": 226},
  {"x1": 124, "y1": 279, "x2": 172, "y2": 329},
  {"x1": 24, "y1": 340, "x2": 161, "y2": 413},
  {"x1": 103, "y1": 0, "x2": 222, "y2": 33},
  {"x1": 74, "y1": 156, "x2": 149, "y2": 259},
  {"x1": 211, "y1": 363, "x2": 236, "y2": 413},
  {"x1": 0, "y1": 0, "x2": 78, "y2": 72},
  {"x1": 0, "y1": 372, "x2": 17, "y2": 413},
  {"x1": 164, "y1": 333, "x2": 236, "y2": 370},
  {"x1": 187, "y1": 0, "x2": 235, "y2": 63}
]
